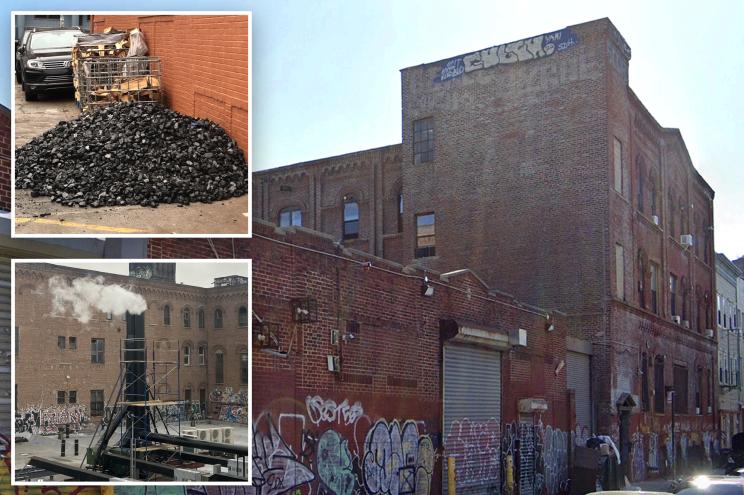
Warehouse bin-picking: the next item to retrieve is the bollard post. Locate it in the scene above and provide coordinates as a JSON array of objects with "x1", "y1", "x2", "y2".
[
  {"x1": 60, "y1": 439, "x2": 65, "y2": 457},
  {"x1": 65, "y1": 424, "x2": 70, "y2": 438},
  {"x1": 74, "y1": 439, "x2": 79, "y2": 456},
  {"x1": 506, "y1": 453, "x2": 514, "y2": 495},
  {"x1": 447, "y1": 455, "x2": 456, "y2": 495}
]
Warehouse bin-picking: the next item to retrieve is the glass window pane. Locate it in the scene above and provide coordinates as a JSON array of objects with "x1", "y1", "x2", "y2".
[{"x1": 344, "y1": 202, "x2": 359, "y2": 221}]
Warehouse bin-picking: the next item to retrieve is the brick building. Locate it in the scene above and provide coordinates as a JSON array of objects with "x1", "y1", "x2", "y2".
[
  {"x1": 253, "y1": 18, "x2": 718, "y2": 480},
  {"x1": 147, "y1": 221, "x2": 571, "y2": 495},
  {"x1": 89, "y1": 14, "x2": 250, "y2": 160},
  {"x1": 14, "y1": 262, "x2": 249, "y2": 429},
  {"x1": 716, "y1": 253, "x2": 743, "y2": 449}
]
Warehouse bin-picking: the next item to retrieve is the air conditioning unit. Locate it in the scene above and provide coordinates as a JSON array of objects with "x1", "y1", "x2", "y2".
[
  {"x1": 228, "y1": 458, "x2": 247, "y2": 478},
  {"x1": 518, "y1": 328, "x2": 528, "y2": 347},
  {"x1": 672, "y1": 315, "x2": 681, "y2": 325},
  {"x1": 683, "y1": 320, "x2": 690, "y2": 329},
  {"x1": 652, "y1": 215, "x2": 660, "y2": 225},
  {"x1": 221, "y1": 427, "x2": 233, "y2": 444},
  {"x1": 174, "y1": 468, "x2": 202, "y2": 482},
  {"x1": 706, "y1": 328, "x2": 714, "y2": 338},
  {"x1": 327, "y1": 355, "x2": 340, "y2": 373},
  {"x1": 696, "y1": 407, "x2": 701, "y2": 415},
  {"x1": 680, "y1": 234, "x2": 694, "y2": 248},
  {"x1": 196, "y1": 428, "x2": 209, "y2": 441},
  {"x1": 210, "y1": 427, "x2": 223, "y2": 444},
  {"x1": 708, "y1": 406, "x2": 713, "y2": 413}
]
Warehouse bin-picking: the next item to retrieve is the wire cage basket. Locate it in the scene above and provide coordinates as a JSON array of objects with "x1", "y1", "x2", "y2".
[{"x1": 74, "y1": 56, "x2": 162, "y2": 112}]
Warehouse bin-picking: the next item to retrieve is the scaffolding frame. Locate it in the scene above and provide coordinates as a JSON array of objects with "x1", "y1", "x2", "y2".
[{"x1": 84, "y1": 337, "x2": 183, "y2": 480}]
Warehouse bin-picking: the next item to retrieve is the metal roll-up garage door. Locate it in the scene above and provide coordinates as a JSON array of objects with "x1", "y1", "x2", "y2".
[
  {"x1": 566, "y1": 351, "x2": 592, "y2": 431},
  {"x1": 443, "y1": 344, "x2": 501, "y2": 495},
  {"x1": 0, "y1": 259, "x2": 10, "y2": 442}
]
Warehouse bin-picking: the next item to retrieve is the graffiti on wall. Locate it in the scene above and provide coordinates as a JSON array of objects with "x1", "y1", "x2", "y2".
[
  {"x1": 647, "y1": 432, "x2": 660, "y2": 472},
  {"x1": 447, "y1": 417, "x2": 501, "y2": 489},
  {"x1": 15, "y1": 404, "x2": 89, "y2": 435},
  {"x1": 252, "y1": 413, "x2": 315, "y2": 495},
  {"x1": 435, "y1": 28, "x2": 579, "y2": 82},
  {"x1": 250, "y1": 403, "x2": 434, "y2": 495},
  {"x1": 362, "y1": 420, "x2": 434, "y2": 495},
  {"x1": 631, "y1": 432, "x2": 646, "y2": 482},
  {"x1": 306, "y1": 395, "x2": 364, "y2": 427},
  {"x1": 210, "y1": 387, "x2": 247, "y2": 404}
]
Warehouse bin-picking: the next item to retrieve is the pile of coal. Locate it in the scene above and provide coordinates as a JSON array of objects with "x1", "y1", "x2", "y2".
[{"x1": 15, "y1": 103, "x2": 248, "y2": 208}]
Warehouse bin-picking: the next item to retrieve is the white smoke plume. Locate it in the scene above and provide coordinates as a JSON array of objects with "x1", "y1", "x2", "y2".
[{"x1": 49, "y1": 275, "x2": 147, "y2": 324}]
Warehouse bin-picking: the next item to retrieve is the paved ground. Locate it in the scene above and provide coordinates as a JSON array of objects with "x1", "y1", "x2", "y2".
[
  {"x1": 13, "y1": 83, "x2": 249, "y2": 235},
  {"x1": 14, "y1": 418, "x2": 249, "y2": 482}
]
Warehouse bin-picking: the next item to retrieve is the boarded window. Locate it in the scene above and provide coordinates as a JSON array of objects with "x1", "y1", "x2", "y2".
[
  {"x1": 613, "y1": 137, "x2": 623, "y2": 194},
  {"x1": 654, "y1": 356, "x2": 665, "y2": 413},
  {"x1": 241, "y1": 353, "x2": 248, "y2": 384},
  {"x1": 641, "y1": 353, "x2": 649, "y2": 411},
  {"x1": 215, "y1": 351, "x2": 224, "y2": 384},
  {"x1": 615, "y1": 244, "x2": 624, "y2": 300},
  {"x1": 90, "y1": 390, "x2": 104, "y2": 416},
  {"x1": 673, "y1": 365, "x2": 688, "y2": 414}
]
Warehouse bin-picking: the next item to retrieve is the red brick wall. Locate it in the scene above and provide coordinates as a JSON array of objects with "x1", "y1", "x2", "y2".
[
  {"x1": 90, "y1": 15, "x2": 249, "y2": 160},
  {"x1": 0, "y1": 106, "x2": 10, "y2": 212},
  {"x1": 148, "y1": 224, "x2": 570, "y2": 494}
]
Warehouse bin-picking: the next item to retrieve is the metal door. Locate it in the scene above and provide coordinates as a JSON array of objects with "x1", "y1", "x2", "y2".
[{"x1": 443, "y1": 344, "x2": 501, "y2": 495}]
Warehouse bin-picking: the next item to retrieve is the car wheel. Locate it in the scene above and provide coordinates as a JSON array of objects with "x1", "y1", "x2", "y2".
[{"x1": 23, "y1": 85, "x2": 38, "y2": 101}]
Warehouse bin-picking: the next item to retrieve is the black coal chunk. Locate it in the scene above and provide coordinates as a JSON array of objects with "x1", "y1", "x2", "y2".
[{"x1": 15, "y1": 103, "x2": 249, "y2": 208}]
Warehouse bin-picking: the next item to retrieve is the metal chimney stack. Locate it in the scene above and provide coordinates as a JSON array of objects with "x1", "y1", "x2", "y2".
[{"x1": 124, "y1": 312, "x2": 149, "y2": 442}]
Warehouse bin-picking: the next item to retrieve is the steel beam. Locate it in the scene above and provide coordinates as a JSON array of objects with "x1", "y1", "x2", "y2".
[
  {"x1": 27, "y1": 457, "x2": 115, "y2": 481},
  {"x1": 102, "y1": 451, "x2": 175, "y2": 477},
  {"x1": 145, "y1": 432, "x2": 249, "y2": 457}
]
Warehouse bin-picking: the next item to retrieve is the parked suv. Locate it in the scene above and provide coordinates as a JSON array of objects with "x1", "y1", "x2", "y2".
[{"x1": 18, "y1": 28, "x2": 82, "y2": 101}]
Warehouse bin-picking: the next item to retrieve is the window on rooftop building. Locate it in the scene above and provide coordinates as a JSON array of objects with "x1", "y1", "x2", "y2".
[
  {"x1": 279, "y1": 207, "x2": 302, "y2": 227},
  {"x1": 613, "y1": 137, "x2": 623, "y2": 195},
  {"x1": 413, "y1": 118, "x2": 434, "y2": 164},
  {"x1": 415, "y1": 213, "x2": 436, "y2": 258},
  {"x1": 397, "y1": 193, "x2": 403, "y2": 233},
  {"x1": 343, "y1": 200, "x2": 359, "y2": 240},
  {"x1": 238, "y1": 306, "x2": 248, "y2": 327},
  {"x1": 650, "y1": 262, "x2": 659, "y2": 314}
]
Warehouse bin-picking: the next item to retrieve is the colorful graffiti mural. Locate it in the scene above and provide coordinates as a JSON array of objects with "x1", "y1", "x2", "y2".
[{"x1": 435, "y1": 28, "x2": 579, "y2": 82}]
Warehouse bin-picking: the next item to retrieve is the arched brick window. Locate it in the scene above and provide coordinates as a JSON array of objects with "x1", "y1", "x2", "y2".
[
  {"x1": 163, "y1": 305, "x2": 171, "y2": 325},
  {"x1": 343, "y1": 199, "x2": 359, "y2": 239},
  {"x1": 183, "y1": 307, "x2": 191, "y2": 328},
  {"x1": 214, "y1": 308, "x2": 223, "y2": 329},
  {"x1": 279, "y1": 207, "x2": 302, "y2": 227}
]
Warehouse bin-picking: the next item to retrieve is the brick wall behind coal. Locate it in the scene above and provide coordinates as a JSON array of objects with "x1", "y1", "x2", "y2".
[
  {"x1": 0, "y1": 107, "x2": 10, "y2": 212},
  {"x1": 90, "y1": 15, "x2": 250, "y2": 160}
]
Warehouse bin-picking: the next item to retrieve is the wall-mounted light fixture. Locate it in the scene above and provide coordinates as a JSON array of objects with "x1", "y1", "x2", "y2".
[{"x1": 421, "y1": 276, "x2": 434, "y2": 297}]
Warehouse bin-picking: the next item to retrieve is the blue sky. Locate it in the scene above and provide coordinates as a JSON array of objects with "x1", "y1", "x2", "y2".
[{"x1": 1, "y1": 0, "x2": 742, "y2": 259}]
